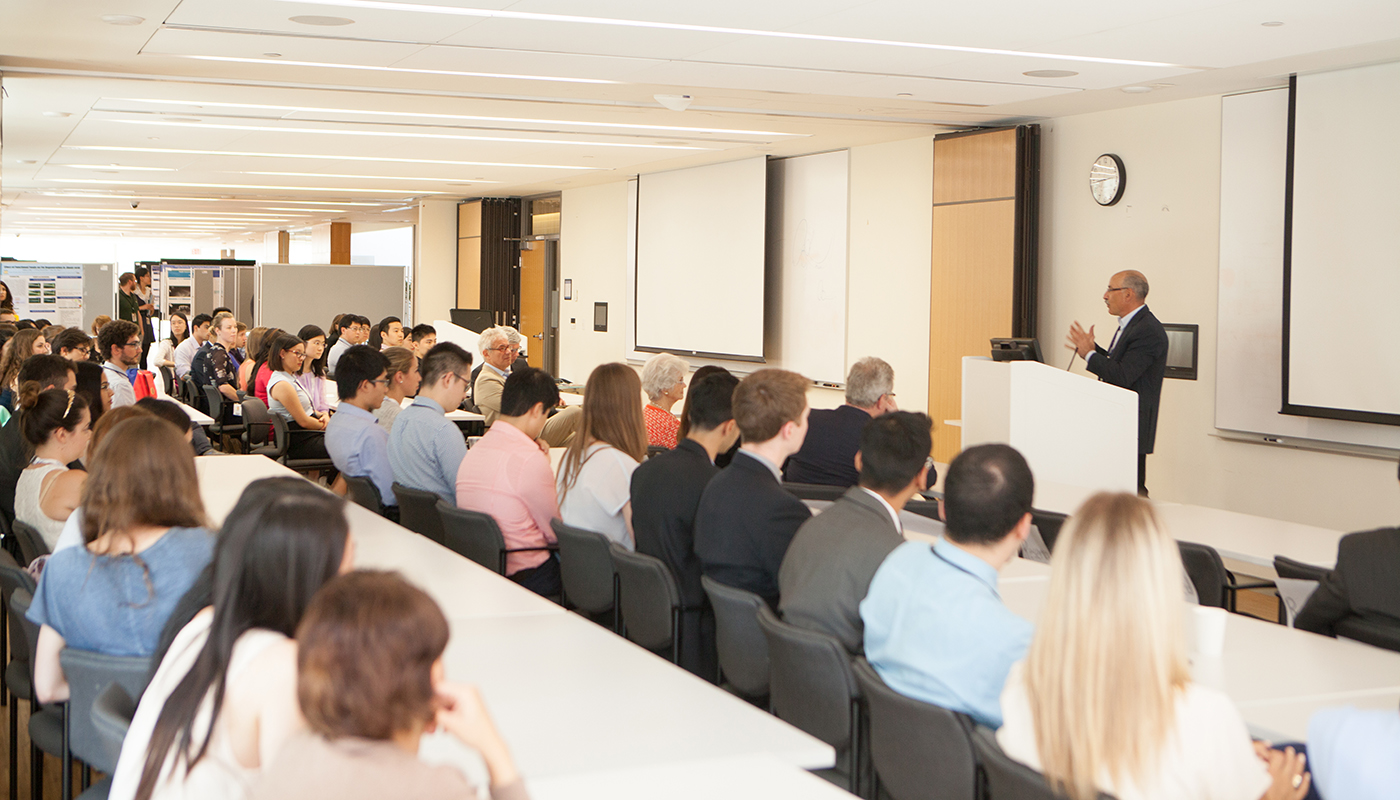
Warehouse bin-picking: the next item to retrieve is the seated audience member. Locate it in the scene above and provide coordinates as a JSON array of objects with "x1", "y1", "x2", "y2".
[
  {"x1": 236, "y1": 326, "x2": 267, "y2": 393},
  {"x1": 99, "y1": 319, "x2": 142, "y2": 408},
  {"x1": 232, "y1": 322, "x2": 248, "y2": 367},
  {"x1": 325, "y1": 346, "x2": 398, "y2": 514},
  {"x1": 15, "y1": 387, "x2": 91, "y2": 549},
  {"x1": 173, "y1": 314, "x2": 211, "y2": 380},
  {"x1": 678, "y1": 365, "x2": 740, "y2": 468},
  {"x1": 388, "y1": 342, "x2": 471, "y2": 503},
  {"x1": 630, "y1": 370, "x2": 741, "y2": 678},
  {"x1": 457, "y1": 367, "x2": 563, "y2": 596},
  {"x1": 694, "y1": 369, "x2": 813, "y2": 606},
  {"x1": 1294, "y1": 459, "x2": 1400, "y2": 638},
  {"x1": 149, "y1": 312, "x2": 188, "y2": 373},
  {"x1": 1307, "y1": 705, "x2": 1398, "y2": 800},
  {"x1": 0, "y1": 328, "x2": 53, "y2": 410},
  {"x1": 780, "y1": 411, "x2": 933, "y2": 654},
  {"x1": 75, "y1": 359, "x2": 112, "y2": 428},
  {"x1": 109, "y1": 478, "x2": 353, "y2": 800},
  {"x1": 326, "y1": 315, "x2": 368, "y2": 378},
  {"x1": 53, "y1": 326, "x2": 94, "y2": 362},
  {"x1": 475, "y1": 326, "x2": 579, "y2": 446},
  {"x1": 249, "y1": 327, "x2": 286, "y2": 406},
  {"x1": 367, "y1": 316, "x2": 404, "y2": 350},
  {"x1": 640, "y1": 352, "x2": 689, "y2": 449},
  {"x1": 265, "y1": 334, "x2": 330, "y2": 459},
  {"x1": 50, "y1": 405, "x2": 164, "y2": 553},
  {"x1": 997, "y1": 493, "x2": 1308, "y2": 800},
  {"x1": 28, "y1": 416, "x2": 214, "y2": 703},
  {"x1": 294, "y1": 325, "x2": 332, "y2": 414},
  {"x1": 191, "y1": 312, "x2": 241, "y2": 406},
  {"x1": 0, "y1": 355, "x2": 77, "y2": 524},
  {"x1": 784, "y1": 356, "x2": 905, "y2": 487},
  {"x1": 373, "y1": 346, "x2": 419, "y2": 432},
  {"x1": 252, "y1": 571, "x2": 524, "y2": 800},
  {"x1": 409, "y1": 324, "x2": 436, "y2": 358},
  {"x1": 861, "y1": 443, "x2": 1034, "y2": 728},
  {"x1": 557, "y1": 363, "x2": 648, "y2": 548},
  {"x1": 136, "y1": 397, "x2": 214, "y2": 456}
]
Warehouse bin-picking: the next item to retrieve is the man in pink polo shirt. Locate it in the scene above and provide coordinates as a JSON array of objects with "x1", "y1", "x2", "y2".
[{"x1": 456, "y1": 366, "x2": 562, "y2": 597}]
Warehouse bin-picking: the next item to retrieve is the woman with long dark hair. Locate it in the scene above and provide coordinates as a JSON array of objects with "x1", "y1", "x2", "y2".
[
  {"x1": 14, "y1": 386, "x2": 91, "y2": 549},
  {"x1": 149, "y1": 312, "x2": 189, "y2": 372},
  {"x1": 108, "y1": 478, "x2": 353, "y2": 800},
  {"x1": 555, "y1": 362, "x2": 648, "y2": 548},
  {"x1": 265, "y1": 334, "x2": 329, "y2": 459},
  {"x1": 294, "y1": 325, "x2": 331, "y2": 414}
]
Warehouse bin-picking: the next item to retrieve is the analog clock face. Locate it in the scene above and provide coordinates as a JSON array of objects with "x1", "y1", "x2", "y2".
[{"x1": 1090, "y1": 154, "x2": 1125, "y2": 206}]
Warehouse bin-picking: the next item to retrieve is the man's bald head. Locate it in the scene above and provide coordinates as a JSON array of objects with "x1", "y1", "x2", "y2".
[{"x1": 1114, "y1": 270, "x2": 1149, "y2": 302}]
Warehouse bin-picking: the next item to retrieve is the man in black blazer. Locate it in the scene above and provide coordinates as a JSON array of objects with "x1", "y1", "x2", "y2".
[
  {"x1": 630, "y1": 371, "x2": 741, "y2": 679},
  {"x1": 695, "y1": 369, "x2": 814, "y2": 608},
  {"x1": 1066, "y1": 270, "x2": 1168, "y2": 495},
  {"x1": 779, "y1": 411, "x2": 933, "y2": 654}
]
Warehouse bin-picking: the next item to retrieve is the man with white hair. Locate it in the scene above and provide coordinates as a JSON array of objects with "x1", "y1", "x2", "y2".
[
  {"x1": 474, "y1": 325, "x2": 579, "y2": 447},
  {"x1": 784, "y1": 357, "x2": 922, "y2": 488}
]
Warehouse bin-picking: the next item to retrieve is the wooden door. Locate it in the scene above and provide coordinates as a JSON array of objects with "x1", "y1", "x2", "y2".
[{"x1": 519, "y1": 243, "x2": 546, "y2": 368}]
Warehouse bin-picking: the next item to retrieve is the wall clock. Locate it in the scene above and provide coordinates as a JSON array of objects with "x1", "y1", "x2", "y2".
[{"x1": 1090, "y1": 154, "x2": 1126, "y2": 206}]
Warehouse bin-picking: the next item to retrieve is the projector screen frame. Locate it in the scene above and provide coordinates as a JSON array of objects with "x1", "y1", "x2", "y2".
[{"x1": 1280, "y1": 73, "x2": 1400, "y2": 427}]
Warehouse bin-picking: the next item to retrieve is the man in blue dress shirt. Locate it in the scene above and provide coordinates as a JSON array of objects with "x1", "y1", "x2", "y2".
[
  {"x1": 860, "y1": 443, "x2": 1035, "y2": 728},
  {"x1": 387, "y1": 342, "x2": 473, "y2": 503},
  {"x1": 325, "y1": 345, "x2": 398, "y2": 516}
]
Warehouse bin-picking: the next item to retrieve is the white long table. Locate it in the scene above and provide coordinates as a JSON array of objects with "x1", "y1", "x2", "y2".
[{"x1": 527, "y1": 754, "x2": 856, "y2": 800}]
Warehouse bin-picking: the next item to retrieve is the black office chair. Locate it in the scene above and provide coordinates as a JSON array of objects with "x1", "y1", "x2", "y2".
[
  {"x1": 1273, "y1": 555, "x2": 1329, "y2": 582},
  {"x1": 904, "y1": 498, "x2": 942, "y2": 521},
  {"x1": 82, "y1": 682, "x2": 138, "y2": 799},
  {"x1": 60, "y1": 648, "x2": 152, "y2": 775},
  {"x1": 0, "y1": 554, "x2": 37, "y2": 800},
  {"x1": 700, "y1": 575, "x2": 770, "y2": 706},
  {"x1": 552, "y1": 519, "x2": 619, "y2": 632},
  {"x1": 1178, "y1": 541, "x2": 1273, "y2": 614},
  {"x1": 10, "y1": 520, "x2": 50, "y2": 567},
  {"x1": 645, "y1": 444, "x2": 670, "y2": 460},
  {"x1": 393, "y1": 483, "x2": 445, "y2": 545},
  {"x1": 758, "y1": 605, "x2": 863, "y2": 794},
  {"x1": 782, "y1": 482, "x2": 847, "y2": 502},
  {"x1": 973, "y1": 725, "x2": 1117, "y2": 800},
  {"x1": 852, "y1": 657, "x2": 977, "y2": 800},
  {"x1": 158, "y1": 365, "x2": 176, "y2": 396},
  {"x1": 239, "y1": 398, "x2": 281, "y2": 459},
  {"x1": 12, "y1": 589, "x2": 68, "y2": 800},
  {"x1": 610, "y1": 544, "x2": 683, "y2": 662},
  {"x1": 343, "y1": 474, "x2": 387, "y2": 516},
  {"x1": 201, "y1": 383, "x2": 239, "y2": 441},
  {"x1": 1333, "y1": 616, "x2": 1400, "y2": 653},
  {"x1": 1030, "y1": 509, "x2": 1069, "y2": 554},
  {"x1": 268, "y1": 415, "x2": 335, "y2": 475}
]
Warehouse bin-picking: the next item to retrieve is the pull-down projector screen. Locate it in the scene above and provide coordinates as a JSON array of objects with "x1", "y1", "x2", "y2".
[
  {"x1": 1284, "y1": 61, "x2": 1400, "y2": 425},
  {"x1": 635, "y1": 157, "x2": 767, "y2": 361}
]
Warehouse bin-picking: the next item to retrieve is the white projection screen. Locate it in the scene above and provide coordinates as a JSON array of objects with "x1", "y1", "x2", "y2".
[
  {"x1": 1285, "y1": 61, "x2": 1400, "y2": 425},
  {"x1": 635, "y1": 157, "x2": 767, "y2": 360}
]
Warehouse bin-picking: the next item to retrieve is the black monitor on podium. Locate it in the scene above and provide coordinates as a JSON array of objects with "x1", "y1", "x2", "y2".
[
  {"x1": 450, "y1": 308, "x2": 495, "y2": 332},
  {"x1": 990, "y1": 338, "x2": 1043, "y2": 363}
]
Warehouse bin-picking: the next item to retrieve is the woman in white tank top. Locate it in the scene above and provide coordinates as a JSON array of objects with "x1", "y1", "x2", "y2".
[{"x1": 14, "y1": 385, "x2": 92, "y2": 549}]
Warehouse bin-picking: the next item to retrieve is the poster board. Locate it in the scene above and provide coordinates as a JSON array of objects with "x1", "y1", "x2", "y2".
[{"x1": 0, "y1": 263, "x2": 90, "y2": 327}]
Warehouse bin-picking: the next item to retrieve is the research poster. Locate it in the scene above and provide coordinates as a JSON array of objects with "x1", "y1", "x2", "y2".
[{"x1": 0, "y1": 263, "x2": 88, "y2": 328}]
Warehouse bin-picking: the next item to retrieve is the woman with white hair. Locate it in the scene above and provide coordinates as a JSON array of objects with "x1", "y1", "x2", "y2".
[
  {"x1": 639, "y1": 352, "x2": 689, "y2": 449},
  {"x1": 995, "y1": 492, "x2": 1310, "y2": 800}
]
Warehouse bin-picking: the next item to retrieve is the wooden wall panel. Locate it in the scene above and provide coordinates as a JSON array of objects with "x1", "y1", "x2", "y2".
[
  {"x1": 457, "y1": 238, "x2": 481, "y2": 308},
  {"x1": 458, "y1": 201, "x2": 482, "y2": 238},
  {"x1": 329, "y1": 221, "x2": 351, "y2": 265},
  {"x1": 932, "y1": 129, "x2": 1017, "y2": 205}
]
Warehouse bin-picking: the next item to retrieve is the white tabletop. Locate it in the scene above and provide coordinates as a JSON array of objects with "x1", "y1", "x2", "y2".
[
  {"x1": 526, "y1": 754, "x2": 856, "y2": 800},
  {"x1": 174, "y1": 399, "x2": 215, "y2": 427}
]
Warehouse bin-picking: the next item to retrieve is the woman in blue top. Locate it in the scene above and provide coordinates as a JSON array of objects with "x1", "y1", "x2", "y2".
[{"x1": 29, "y1": 414, "x2": 214, "y2": 703}]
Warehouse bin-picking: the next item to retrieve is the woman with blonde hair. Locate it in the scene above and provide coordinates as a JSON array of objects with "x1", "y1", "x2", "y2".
[
  {"x1": 639, "y1": 352, "x2": 689, "y2": 449},
  {"x1": 555, "y1": 362, "x2": 647, "y2": 548},
  {"x1": 996, "y1": 492, "x2": 1310, "y2": 800},
  {"x1": 372, "y1": 346, "x2": 419, "y2": 432}
]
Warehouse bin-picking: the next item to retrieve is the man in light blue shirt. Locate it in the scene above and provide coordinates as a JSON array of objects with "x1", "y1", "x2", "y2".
[
  {"x1": 325, "y1": 345, "x2": 398, "y2": 510},
  {"x1": 861, "y1": 443, "x2": 1035, "y2": 728},
  {"x1": 387, "y1": 341, "x2": 473, "y2": 503}
]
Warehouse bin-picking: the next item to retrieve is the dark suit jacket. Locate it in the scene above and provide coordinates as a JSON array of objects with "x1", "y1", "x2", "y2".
[
  {"x1": 630, "y1": 439, "x2": 717, "y2": 610},
  {"x1": 1295, "y1": 527, "x2": 1400, "y2": 637},
  {"x1": 778, "y1": 486, "x2": 905, "y2": 653},
  {"x1": 694, "y1": 451, "x2": 812, "y2": 606},
  {"x1": 783, "y1": 405, "x2": 869, "y2": 487},
  {"x1": 1086, "y1": 305, "x2": 1168, "y2": 454},
  {"x1": 0, "y1": 414, "x2": 25, "y2": 526}
]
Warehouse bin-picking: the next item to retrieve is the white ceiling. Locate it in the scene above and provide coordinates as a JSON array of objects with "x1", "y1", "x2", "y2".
[{"x1": 2, "y1": 0, "x2": 1399, "y2": 241}]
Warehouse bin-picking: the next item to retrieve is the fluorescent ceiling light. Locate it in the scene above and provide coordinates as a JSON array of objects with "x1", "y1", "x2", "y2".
[
  {"x1": 238, "y1": 171, "x2": 500, "y2": 183},
  {"x1": 104, "y1": 119, "x2": 713, "y2": 150},
  {"x1": 48, "y1": 179, "x2": 449, "y2": 194},
  {"x1": 37, "y1": 191, "x2": 382, "y2": 206},
  {"x1": 61, "y1": 164, "x2": 176, "y2": 172},
  {"x1": 181, "y1": 55, "x2": 618, "y2": 85},
  {"x1": 280, "y1": 0, "x2": 1188, "y2": 68},
  {"x1": 65, "y1": 145, "x2": 602, "y2": 171},
  {"x1": 112, "y1": 98, "x2": 802, "y2": 138}
]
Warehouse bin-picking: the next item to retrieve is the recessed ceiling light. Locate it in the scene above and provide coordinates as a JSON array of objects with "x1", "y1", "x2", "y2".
[
  {"x1": 43, "y1": 111, "x2": 72, "y2": 118},
  {"x1": 100, "y1": 14, "x2": 145, "y2": 25},
  {"x1": 164, "y1": 117, "x2": 203, "y2": 123},
  {"x1": 263, "y1": 53, "x2": 283, "y2": 58},
  {"x1": 19, "y1": 160, "x2": 37, "y2": 165},
  {"x1": 1150, "y1": 83, "x2": 1176, "y2": 89},
  {"x1": 288, "y1": 15, "x2": 355, "y2": 26},
  {"x1": 182, "y1": 55, "x2": 619, "y2": 85},
  {"x1": 1261, "y1": 21, "x2": 1284, "y2": 27},
  {"x1": 896, "y1": 92, "x2": 915, "y2": 98},
  {"x1": 1121, "y1": 86, "x2": 1153, "y2": 94},
  {"x1": 1023, "y1": 70, "x2": 1079, "y2": 78}
]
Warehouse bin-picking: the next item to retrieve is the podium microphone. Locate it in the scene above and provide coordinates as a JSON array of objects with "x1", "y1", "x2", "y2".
[{"x1": 1065, "y1": 351, "x2": 1077, "y2": 371}]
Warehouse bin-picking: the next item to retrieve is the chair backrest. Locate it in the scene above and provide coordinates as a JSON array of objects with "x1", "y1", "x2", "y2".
[
  {"x1": 1273, "y1": 555, "x2": 1329, "y2": 582},
  {"x1": 392, "y1": 483, "x2": 445, "y2": 544},
  {"x1": 782, "y1": 482, "x2": 847, "y2": 502},
  {"x1": 158, "y1": 365, "x2": 176, "y2": 396},
  {"x1": 10, "y1": 589, "x2": 41, "y2": 703},
  {"x1": 1, "y1": 554, "x2": 37, "y2": 695},
  {"x1": 241, "y1": 398, "x2": 274, "y2": 448},
  {"x1": 852, "y1": 657, "x2": 977, "y2": 800},
  {"x1": 645, "y1": 444, "x2": 670, "y2": 460},
  {"x1": 1177, "y1": 541, "x2": 1228, "y2": 608},
  {"x1": 758, "y1": 604, "x2": 859, "y2": 751},
  {"x1": 904, "y1": 499, "x2": 942, "y2": 521},
  {"x1": 181, "y1": 375, "x2": 203, "y2": 411},
  {"x1": 11, "y1": 519, "x2": 51, "y2": 566},
  {"x1": 343, "y1": 475, "x2": 386, "y2": 515},
  {"x1": 201, "y1": 383, "x2": 224, "y2": 421},
  {"x1": 610, "y1": 543, "x2": 680, "y2": 654},
  {"x1": 552, "y1": 519, "x2": 618, "y2": 615},
  {"x1": 701, "y1": 575, "x2": 770, "y2": 699},
  {"x1": 973, "y1": 725, "x2": 1115, "y2": 800},
  {"x1": 1334, "y1": 616, "x2": 1400, "y2": 653},
  {"x1": 92, "y1": 682, "x2": 138, "y2": 766},
  {"x1": 59, "y1": 648, "x2": 153, "y2": 773},
  {"x1": 437, "y1": 500, "x2": 506, "y2": 573},
  {"x1": 1030, "y1": 510, "x2": 1069, "y2": 554}
]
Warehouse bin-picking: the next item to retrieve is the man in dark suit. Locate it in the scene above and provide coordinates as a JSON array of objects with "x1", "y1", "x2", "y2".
[
  {"x1": 779, "y1": 411, "x2": 933, "y2": 654},
  {"x1": 695, "y1": 368, "x2": 813, "y2": 607},
  {"x1": 631, "y1": 371, "x2": 741, "y2": 679},
  {"x1": 1066, "y1": 270, "x2": 1168, "y2": 495},
  {"x1": 1294, "y1": 461, "x2": 1400, "y2": 640},
  {"x1": 782, "y1": 356, "x2": 926, "y2": 488}
]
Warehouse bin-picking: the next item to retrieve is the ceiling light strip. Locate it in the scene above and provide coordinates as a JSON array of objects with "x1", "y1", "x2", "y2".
[
  {"x1": 47, "y1": 179, "x2": 449, "y2": 194},
  {"x1": 235, "y1": 171, "x2": 499, "y2": 183},
  {"x1": 65, "y1": 145, "x2": 603, "y2": 170},
  {"x1": 182, "y1": 55, "x2": 618, "y2": 85},
  {"x1": 36, "y1": 191, "x2": 383, "y2": 206}
]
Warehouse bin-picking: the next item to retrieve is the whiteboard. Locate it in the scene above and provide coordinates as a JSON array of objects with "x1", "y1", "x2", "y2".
[
  {"x1": 1216, "y1": 88, "x2": 1400, "y2": 451},
  {"x1": 766, "y1": 151, "x2": 849, "y2": 385}
]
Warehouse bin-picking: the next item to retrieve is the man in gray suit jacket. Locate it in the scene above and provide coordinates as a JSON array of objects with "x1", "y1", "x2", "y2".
[{"x1": 778, "y1": 411, "x2": 935, "y2": 653}]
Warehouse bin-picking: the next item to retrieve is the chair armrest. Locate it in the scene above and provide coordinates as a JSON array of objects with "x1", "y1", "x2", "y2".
[{"x1": 504, "y1": 545, "x2": 559, "y2": 555}]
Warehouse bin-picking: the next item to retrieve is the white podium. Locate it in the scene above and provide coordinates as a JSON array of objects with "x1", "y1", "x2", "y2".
[{"x1": 960, "y1": 357, "x2": 1137, "y2": 500}]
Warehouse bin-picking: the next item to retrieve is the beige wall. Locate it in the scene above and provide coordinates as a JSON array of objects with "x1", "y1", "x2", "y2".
[
  {"x1": 414, "y1": 199, "x2": 457, "y2": 326},
  {"x1": 1037, "y1": 95, "x2": 1400, "y2": 532},
  {"x1": 558, "y1": 180, "x2": 633, "y2": 383}
]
